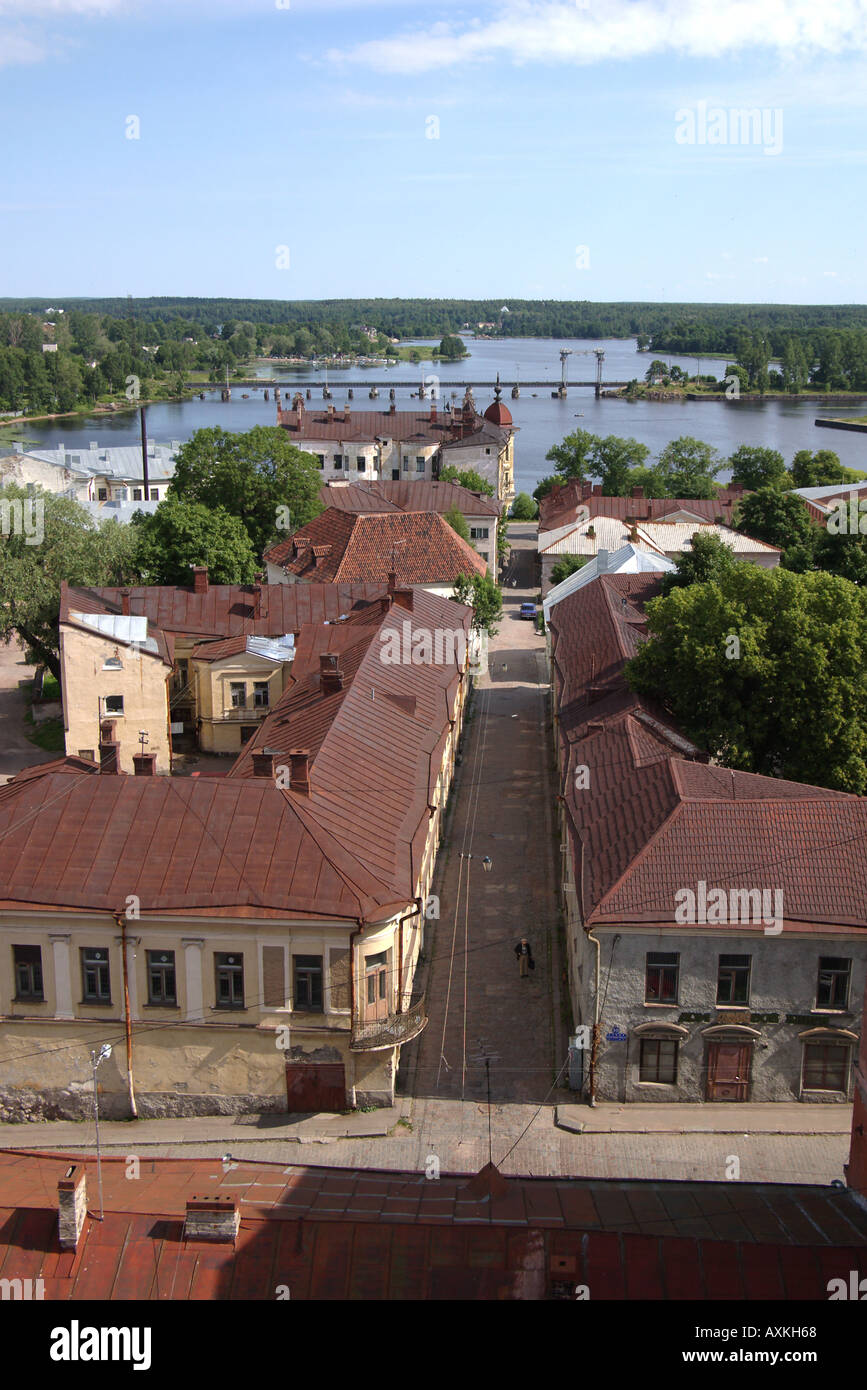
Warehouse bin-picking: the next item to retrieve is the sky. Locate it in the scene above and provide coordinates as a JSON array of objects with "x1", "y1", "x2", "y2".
[{"x1": 1, "y1": 0, "x2": 866, "y2": 303}]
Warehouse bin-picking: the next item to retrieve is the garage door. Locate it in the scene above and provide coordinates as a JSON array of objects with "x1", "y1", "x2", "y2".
[{"x1": 285, "y1": 1062, "x2": 346, "y2": 1113}]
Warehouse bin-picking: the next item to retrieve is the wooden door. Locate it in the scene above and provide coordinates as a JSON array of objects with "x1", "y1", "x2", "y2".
[
  {"x1": 706, "y1": 1042, "x2": 751, "y2": 1101},
  {"x1": 364, "y1": 952, "x2": 389, "y2": 1022},
  {"x1": 285, "y1": 1062, "x2": 346, "y2": 1113}
]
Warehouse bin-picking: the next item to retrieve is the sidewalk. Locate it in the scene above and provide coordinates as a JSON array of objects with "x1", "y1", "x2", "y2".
[{"x1": 556, "y1": 1101, "x2": 853, "y2": 1135}]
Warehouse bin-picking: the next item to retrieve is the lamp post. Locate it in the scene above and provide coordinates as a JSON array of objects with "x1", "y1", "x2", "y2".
[{"x1": 91, "y1": 1042, "x2": 112, "y2": 1221}]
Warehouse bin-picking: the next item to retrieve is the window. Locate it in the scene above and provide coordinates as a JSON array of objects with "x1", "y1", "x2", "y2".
[
  {"x1": 132, "y1": 488, "x2": 142, "y2": 501},
  {"x1": 253, "y1": 681, "x2": 270, "y2": 709},
  {"x1": 103, "y1": 694, "x2": 124, "y2": 716},
  {"x1": 402, "y1": 460, "x2": 410, "y2": 474},
  {"x1": 230, "y1": 682, "x2": 246, "y2": 709},
  {"x1": 803, "y1": 1042, "x2": 850, "y2": 1092},
  {"x1": 14, "y1": 945, "x2": 43, "y2": 1001},
  {"x1": 816, "y1": 956, "x2": 851, "y2": 1010},
  {"x1": 470, "y1": 526, "x2": 489, "y2": 541},
  {"x1": 717, "y1": 954, "x2": 751, "y2": 1005},
  {"x1": 81, "y1": 948, "x2": 111, "y2": 1003},
  {"x1": 147, "y1": 951, "x2": 176, "y2": 1006},
  {"x1": 645, "y1": 951, "x2": 679, "y2": 1004},
  {"x1": 317, "y1": 456, "x2": 325, "y2": 470},
  {"x1": 293, "y1": 955, "x2": 323, "y2": 1011},
  {"x1": 356, "y1": 455, "x2": 366, "y2": 470},
  {"x1": 416, "y1": 456, "x2": 425, "y2": 472},
  {"x1": 114, "y1": 488, "x2": 128, "y2": 501},
  {"x1": 639, "y1": 1038, "x2": 678, "y2": 1084},
  {"x1": 333, "y1": 454, "x2": 344, "y2": 468},
  {"x1": 149, "y1": 489, "x2": 159, "y2": 501},
  {"x1": 97, "y1": 488, "x2": 108, "y2": 501},
  {"x1": 215, "y1": 953, "x2": 244, "y2": 1009},
  {"x1": 485, "y1": 447, "x2": 491, "y2": 455}
]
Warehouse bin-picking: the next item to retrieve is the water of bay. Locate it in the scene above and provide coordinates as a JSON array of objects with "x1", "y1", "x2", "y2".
[{"x1": 10, "y1": 337, "x2": 866, "y2": 493}]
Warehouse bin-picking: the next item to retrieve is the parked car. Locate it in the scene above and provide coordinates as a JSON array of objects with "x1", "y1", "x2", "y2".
[{"x1": 519, "y1": 602, "x2": 537, "y2": 620}]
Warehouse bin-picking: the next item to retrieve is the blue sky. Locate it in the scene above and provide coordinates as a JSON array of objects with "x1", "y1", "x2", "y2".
[{"x1": 1, "y1": 0, "x2": 866, "y2": 302}]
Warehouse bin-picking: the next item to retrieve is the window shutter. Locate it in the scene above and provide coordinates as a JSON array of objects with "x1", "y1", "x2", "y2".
[
  {"x1": 262, "y1": 947, "x2": 285, "y2": 1008},
  {"x1": 330, "y1": 948, "x2": 350, "y2": 1010}
]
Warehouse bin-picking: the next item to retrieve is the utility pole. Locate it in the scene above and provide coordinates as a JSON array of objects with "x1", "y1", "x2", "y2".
[{"x1": 140, "y1": 404, "x2": 149, "y2": 502}]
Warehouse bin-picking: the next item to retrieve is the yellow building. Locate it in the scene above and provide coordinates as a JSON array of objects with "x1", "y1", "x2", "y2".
[{"x1": 1, "y1": 587, "x2": 473, "y2": 1119}]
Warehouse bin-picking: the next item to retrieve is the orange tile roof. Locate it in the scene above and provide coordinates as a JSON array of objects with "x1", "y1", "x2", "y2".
[{"x1": 265, "y1": 509, "x2": 487, "y2": 585}]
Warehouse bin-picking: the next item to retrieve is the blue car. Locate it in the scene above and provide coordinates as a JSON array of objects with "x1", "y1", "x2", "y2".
[{"x1": 519, "y1": 602, "x2": 537, "y2": 620}]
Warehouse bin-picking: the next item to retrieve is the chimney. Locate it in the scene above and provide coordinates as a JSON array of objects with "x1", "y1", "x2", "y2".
[
  {"x1": 387, "y1": 571, "x2": 397, "y2": 594},
  {"x1": 120, "y1": 588, "x2": 131, "y2": 615},
  {"x1": 380, "y1": 594, "x2": 394, "y2": 614},
  {"x1": 581, "y1": 481, "x2": 592, "y2": 501},
  {"x1": 132, "y1": 752, "x2": 157, "y2": 776},
  {"x1": 252, "y1": 584, "x2": 261, "y2": 618},
  {"x1": 98, "y1": 719, "x2": 119, "y2": 775},
  {"x1": 251, "y1": 750, "x2": 276, "y2": 779},
  {"x1": 320, "y1": 652, "x2": 344, "y2": 694},
  {"x1": 288, "y1": 748, "x2": 310, "y2": 794},
  {"x1": 89, "y1": 440, "x2": 98, "y2": 452},
  {"x1": 192, "y1": 565, "x2": 209, "y2": 594},
  {"x1": 430, "y1": 402, "x2": 438, "y2": 423},
  {"x1": 389, "y1": 401, "x2": 396, "y2": 414},
  {"x1": 631, "y1": 485, "x2": 645, "y2": 499},
  {"x1": 344, "y1": 400, "x2": 351, "y2": 417},
  {"x1": 597, "y1": 548, "x2": 609, "y2": 573},
  {"x1": 327, "y1": 403, "x2": 335, "y2": 420},
  {"x1": 183, "y1": 1196, "x2": 240, "y2": 1243},
  {"x1": 58, "y1": 1166, "x2": 87, "y2": 1250},
  {"x1": 393, "y1": 588, "x2": 414, "y2": 612}
]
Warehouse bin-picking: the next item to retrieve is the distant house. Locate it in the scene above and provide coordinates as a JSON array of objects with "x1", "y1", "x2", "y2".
[
  {"x1": 276, "y1": 385, "x2": 516, "y2": 502},
  {"x1": 542, "y1": 542, "x2": 677, "y2": 621},
  {"x1": 549, "y1": 571, "x2": 867, "y2": 1105},
  {"x1": 263, "y1": 507, "x2": 488, "y2": 596},
  {"x1": 0, "y1": 440, "x2": 180, "y2": 518},
  {"x1": 319, "y1": 478, "x2": 502, "y2": 572},
  {"x1": 790, "y1": 481, "x2": 867, "y2": 527},
  {"x1": 537, "y1": 481, "x2": 777, "y2": 594}
]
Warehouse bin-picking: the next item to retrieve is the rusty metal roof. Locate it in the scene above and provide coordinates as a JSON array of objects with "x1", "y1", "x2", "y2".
[
  {"x1": 265, "y1": 509, "x2": 487, "y2": 584},
  {"x1": 321, "y1": 479, "x2": 501, "y2": 518}
]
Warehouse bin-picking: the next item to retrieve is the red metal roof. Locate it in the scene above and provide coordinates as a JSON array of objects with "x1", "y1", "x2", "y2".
[
  {"x1": 539, "y1": 480, "x2": 748, "y2": 534},
  {"x1": 548, "y1": 574, "x2": 867, "y2": 931},
  {"x1": 265, "y1": 509, "x2": 487, "y2": 584},
  {"x1": 1, "y1": 1149, "x2": 864, "y2": 1300},
  {"x1": 320, "y1": 478, "x2": 501, "y2": 518}
]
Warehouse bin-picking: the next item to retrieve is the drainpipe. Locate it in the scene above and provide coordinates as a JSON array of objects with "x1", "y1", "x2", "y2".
[
  {"x1": 396, "y1": 897, "x2": 423, "y2": 1013},
  {"x1": 585, "y1": 926, "x2": 602, "y2": 1108},
  {"x1": 348, "y1": 917, "x2": 364, "y2": 1107},
  {"x1": 113, "y1": 912, "x2": 138, "y2": 1118}
]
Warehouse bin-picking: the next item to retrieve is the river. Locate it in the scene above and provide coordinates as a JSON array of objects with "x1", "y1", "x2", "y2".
[{"x1": 6, "y1": 337, "x2": 866, "y2": 493}]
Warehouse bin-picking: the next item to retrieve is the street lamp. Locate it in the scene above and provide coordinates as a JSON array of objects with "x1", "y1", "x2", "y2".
[{"x1": 91, "y1": 1042, "x2": 112, "y2": 1221}]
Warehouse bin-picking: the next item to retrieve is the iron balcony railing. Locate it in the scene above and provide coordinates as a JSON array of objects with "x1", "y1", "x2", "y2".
[
  {"x1": 216, "y1": 702, "x2": 270, "y2": 722},
  {"x1": 350, "y1": 993, "x2": 428, "y2": 1052}
]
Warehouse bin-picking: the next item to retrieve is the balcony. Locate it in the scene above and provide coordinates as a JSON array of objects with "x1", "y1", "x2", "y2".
[{"x1": 350, "y1": 993, "x2": 428, "y2": 1052}]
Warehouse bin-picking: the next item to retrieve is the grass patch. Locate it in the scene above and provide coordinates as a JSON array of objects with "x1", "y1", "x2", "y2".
[
  {"x1": 26, "y1": 716, "x2": 65, "y2": 752},
  {"x1": 39, "y1": 673, "x2": 61, "y2": 702}
]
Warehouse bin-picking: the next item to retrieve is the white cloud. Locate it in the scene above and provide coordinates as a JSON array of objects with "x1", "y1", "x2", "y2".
[
  {"x1": 752, "y1": 256, "x2": 770, "y2": 263},
  {"x1": 327, "y1": 0, "x2": 867, "y2": 74},
  {"x1": 0, "y1": 28, "x2": 48, "y2": 64}
]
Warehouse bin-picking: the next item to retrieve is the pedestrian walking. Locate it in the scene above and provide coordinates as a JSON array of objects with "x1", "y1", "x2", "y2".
[{"x1": 514, "y1": 937, "x2": 534, "y2": 978}]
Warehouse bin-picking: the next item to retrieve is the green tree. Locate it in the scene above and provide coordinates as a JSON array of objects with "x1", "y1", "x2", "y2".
[
  {"x1": 545, "y1": 429, "x2": 599, "y2": 482},
  {"x1": 626, "y1": 565, "x2": 867, "y2": 791},
  {"x1": 550, "y1": 555, "x2": 589, "y2": 587},
  {"x1": 132, "y1": 498, "x2": 258, "y2": 585},
  {"x1": 655, "y1": 436, "x2": 721, "y2": 498},
  {"x1": 790, "y1": 449, "x2": 865, "y2": 488},
  {"x1": 451, "y1": 571, "x2": 503, "y2": 635},
  {"x1": 444, "y1": 504, "x2": 470, "y2": 542},
  {"x1": 644, "y1": 359, "x2": 669, "y2": 383},
  {"x1": 533, "y1": 474, "x2": 563, "y2": 504},
  {"x1": 437, "y1": 335, "x2": 467, "y2": 360},
  {"x1": 812, "y1": 528, "x2": 867, "y2": 585},
  {"x1": 169, "y1": 426, "x2": 323, "y2": 555},
  {"x1": 660, "y1": 532, "x2": 740, "y2": 595},
  {"x1": 728, "y1": 445, "x2": 787, "y2": 491},
  {"x1": 438, "y1": 464, "x2": 494, "y2": 496},
  {"x1": 510, "y1": 492, "x2": 538, "y2": 521},
  {"x1": 734, "y1": 487, "x2": 817, "y2": 559},
  {"x1": 0, "y1": 487, "x2": 140, "y2": 680},
  {"x1": 590, "y1": 435, "x2": 651, "y2": 494}
]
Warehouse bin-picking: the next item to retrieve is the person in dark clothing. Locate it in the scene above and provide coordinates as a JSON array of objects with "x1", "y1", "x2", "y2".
[{"x1": 514, "y1": 937, "x2": 534, "y2": 978}]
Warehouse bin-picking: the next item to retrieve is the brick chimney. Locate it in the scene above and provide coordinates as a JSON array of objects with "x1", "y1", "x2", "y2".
[
  {"x1": 251, "y1": 750, "x2": 276, "y2": 778},
  {"x1": 320, "y1": 652, "x2": 343, "y2": 694},
  {"x1": 192, "y1": 565, "x2": 209, "y2": 594},
  {"x1": 288, "y1": 748, "x2": 310, "y2": 794},
  {"x1": 132, "y1": 753, "x2": 157, "y2": 777},
  {"x1": 380, "y1": 594, "x2": 394, "y2": 614},
  {"x1": 389, "y1": 401, "x2": 396, "y2": 414},
  {"x1": 430, "y1": 402, "x2": 438, "y2": 423},
  {"x1": 581, "y1": 481, "x2": 592, "y2": 501},
  {"x1": 327, "y1": 403, "x2": 335, "y2": 420},
  {"x1": 344, "y1": 401, "x2": 351, "y2": 418},
  {"x1": 58, "y1": 1166, "x2": 87, "y2": 1250},
  {"x1": 393, "y1": 588, "x2": 414, "y2": 612},
  {"x1": 387, "y1": 571, "x2": 397, "y2": 594},
  {"x1": 183, "y1": 1196, "x2": 240, "y2": 1243},
  {"x1": 98, "y1": 719, "x2": 120, "y2": 775},
  {"x1": 120, "y1": 588, "x2": 131, "y2": 615},
  {"x1": 631, "y1": 485, "x2": 645, "y2": 499}
]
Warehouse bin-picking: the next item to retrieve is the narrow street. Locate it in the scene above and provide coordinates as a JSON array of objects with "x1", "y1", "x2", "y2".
[
  {"x1": 0, "y1": 638, "x2": 55, "y2": 784},
  {"x1": 400, "y1": 523, "x2": 568, "y2": 1107}
]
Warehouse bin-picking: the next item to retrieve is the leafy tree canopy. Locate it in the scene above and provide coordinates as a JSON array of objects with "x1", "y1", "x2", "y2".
[
  {"x1": 734, "y1": 487, "x2": 817, "y2": 559},
  {"x1": 790, "y1": 449, "x2": 866, "y2": 489},
  {"x1": 728, "y1": 444, "x2": 787, "y2": 491},
  {"x1": 660, "y1": 531, "x2": 741, "y2": 595},
  {"x1": 443, "y1": 504, "x2": 470, "y2": 541},
  {"x1": 626, "y1": 565, "x2": 867, "y2": 792},
  {"x1": 438, "y1": 464, "x2": 494, "y2": 496},
  {"x1": 510, "y1": 491, "x2": 538, "y2": 521},
  {"x1": 550, "y1": 555, "x2": 589, "y2": 587},
  {"x1": 545, "y1": 429, "x2": 598, "y2": 481},
  {"x1": 451, "y1": 571, "x2": 503, "y2": 635},
  {"x1": 132, "y1": 497, "x2": 259, "y2": 585}
]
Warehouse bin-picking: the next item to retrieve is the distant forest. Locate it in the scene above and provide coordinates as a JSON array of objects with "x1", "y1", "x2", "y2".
[{"x1": 2, "y1": 298, "x2": 867, "y2": 417}]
